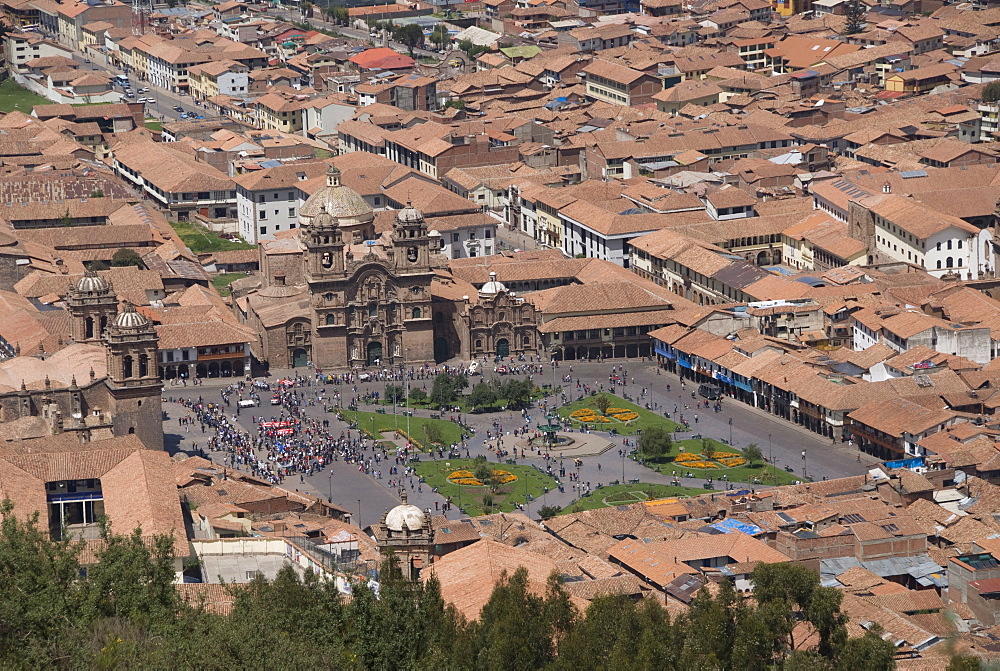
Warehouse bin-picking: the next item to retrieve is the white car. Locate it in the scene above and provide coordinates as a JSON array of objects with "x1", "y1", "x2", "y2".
[
  {"x1": 138, "y1": 97, "x2": 154, "y2": 103},
  {"x1": 138, "y1": 87, "x2": 149, "y2": 93}
]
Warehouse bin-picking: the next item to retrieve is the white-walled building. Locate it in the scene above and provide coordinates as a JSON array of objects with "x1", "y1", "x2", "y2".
[
  {"x1": 860, "y1": 194, "x2": 993, "y2": 280},
  {"x1": 235, "y1": 162, "x2": 329, "y2": 243}
]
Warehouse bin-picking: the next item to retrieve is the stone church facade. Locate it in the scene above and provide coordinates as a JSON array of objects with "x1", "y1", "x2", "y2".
[
  {"x1": 237, "y1": 166, "x2": 438, "y2": 369},
  {"x1": 0, "y1": 272, "x2": 164, "y2": 450}
]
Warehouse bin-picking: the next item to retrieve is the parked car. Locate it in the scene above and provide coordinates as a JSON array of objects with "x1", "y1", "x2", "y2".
[
  {"x1": 138, "y1": 97, "x2": 153, "y2": 103},
  {"x1": 138, "y1": 87, "x2": 149, "y2": 93},
  {"x1": 179, "y1": 113, "x2": 189, "y2": 119},
  {"x1": 173, "y1": 105, "x2": 183, "y2": 112}
]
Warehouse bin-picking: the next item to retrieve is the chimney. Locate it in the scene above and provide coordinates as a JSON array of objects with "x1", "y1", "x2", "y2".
[{"x1": 882, "y1": 182, "x2": 891, "y2": 194}]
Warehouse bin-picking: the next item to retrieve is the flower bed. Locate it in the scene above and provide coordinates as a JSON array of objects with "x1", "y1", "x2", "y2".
[
  {"x1": 493, "y1": 470, "x2": 517, "y2": 484},
  {"x1": 606, "y1": 408, "x2": 629, "y2": 414},
  {"x1": 446, "y1": 469, "x2": 517, "y2": 486},
  {"x1": 612, "y1": 412, "x2": 639, "y2": 421},
  {"x1": 718, "y1": 457, "x2": 746, "y2": 467},
  {"x1": 674, "y1": 453, "x2": 700, "y2": 463},
  {"x1": 685, "y1": 460, "x2": 721, "y2": 469},
  {"x1": 570, "y1": 409, "x2": 594, "y2": 419}
]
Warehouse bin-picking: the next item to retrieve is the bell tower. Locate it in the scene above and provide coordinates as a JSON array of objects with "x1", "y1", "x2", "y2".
[
  {"x1": 392, "y1": 202, "x2": 431, "y2": 271},
  {"x1": 104, "y1": 302, "x2": 163, "y2": 449},
  {"x1": 302, "y1": 205, "x2": 345, "y2": 279},
  {"x1": 66, "y1": 270, "x2": 118, "y2": 343}
]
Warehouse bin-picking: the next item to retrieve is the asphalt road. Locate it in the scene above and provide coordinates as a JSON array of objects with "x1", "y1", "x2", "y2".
[{"x1": 162, "y1": 359, "x2": 872, "y2": 528}]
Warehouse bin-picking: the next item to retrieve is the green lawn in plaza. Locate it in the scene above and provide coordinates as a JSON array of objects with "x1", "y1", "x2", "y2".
[
  {"x1": 641, "y1": 438, "x2": 801, "y2": 486},
  {"x1": 557, "y1": 393, "x2": 678, "y2": 436},
  {"x1": 340, "y1": 409, "x2": 466, "y2": 450},
  {"x1": 561, "y1": 481, "x2": 706, "y2": 513},
  {"x1": 0, "y1": 80, "x2": 51, "y2": 113},
  {"x1": 413, "y1": 457, "x2": 558, "y2": 517}
]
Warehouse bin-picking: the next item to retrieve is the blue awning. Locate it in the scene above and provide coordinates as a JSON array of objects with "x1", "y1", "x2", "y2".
[{"x1": 715, "y1": 373, "x2": 732, "y2": 385}]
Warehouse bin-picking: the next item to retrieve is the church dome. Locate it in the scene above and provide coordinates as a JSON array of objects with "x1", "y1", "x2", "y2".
[
  {"x1": 385, "y1": 492, "x2": 426, "y2": 532},
  {"x1": 396, "y1": 201, "x2": 424, "y2": 225},
  {"x1": 479, "y1": 271, "x2": 507, "y2": 296},
  {"x1": 299, "y1": 164, "x2": 373, "y2": 223},
  {"x1": 112, "y1": 302, "x2": 149, "y2": 329},
  {"x1": 76, "y1": 270, "x2": 109, "y2": 294}
]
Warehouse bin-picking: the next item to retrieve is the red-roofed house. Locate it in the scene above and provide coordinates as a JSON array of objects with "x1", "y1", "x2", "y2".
[{"x1": 348, "y1": 47, "x2": 415, "y2": 73}]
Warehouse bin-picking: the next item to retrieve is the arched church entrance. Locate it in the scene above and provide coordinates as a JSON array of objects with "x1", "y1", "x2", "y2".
[
  {"x1": 366, "y1": 341, "x2": 383, "y2": 366},
  {"x1": 434, "y1": 337, "x2": 449, "y2": 363},
  {"x1": 292, "y1": 348, "x2": 309, "y2": 367},
  {"x1": 496, "y1": 338, "x2": 510, "y2": 358}
]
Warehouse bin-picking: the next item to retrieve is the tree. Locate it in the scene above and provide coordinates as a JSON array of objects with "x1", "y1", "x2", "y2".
[
  {"x1": 458, "y1": 38, "x2": 488, "y2": 59},
  {"x1": 594, "y1": 393, "x2": 611, "y2": 416},
  {"x1": 500, "y1": 377, "x2": 533, "y2": 409},
  {"x1": 469, "y1": 381, "x2": 497, "y2": 409},
  {"x1": 332, "y1": 7, "x2": 349, "y2": 25},
  {"x1": 744, "y1": 443, "x2": 763, "y2": 467},
  {"x1": 444, "y1": 99, "x2": 466, "y2": 110},
  {"x1": 300, "y1": 1, "x2": 313, "y2": 18},
  {"x1": 538, "y1": 504, "x2": 561, "y2": 520},
  {"x1": 430, "y1": 24, "x2": 450, "y2": 51},
  {"x1": 701, "y1": 438, "x2": 718, "y2": 463},
  {"x1": 843, "y1": 0, "x2": 865, "y2": 35},
  {"x1": 983, "y1": 81, "x2": 1000, "y2": 104},
  {"x1": 384, "y1": 384, "x2": 405, "y2": 405},
  {"x1": 61, "y1": 208, "x2": 73, "y2": 227},
  {"x1": 90, "y1": 189, "x2": 105, "y2": 198},
  {"x1": 639, "y1": 425, "x2": 672, "y2": 459},
  {"x1": 409, "y1": 387, "x2": 428, "y2": 405},
  {"x1": 111, "y1": 248, "x2": 144, "y2": 268},
  {"x1": 392, "y1": 23, "x2": 424, "y2": 56},
  {"x1": 430, "y1": 372, "x2": 467, "y2": 407},
  {"x1": 474, "y1": 568, "x2": 560, "y2": 669},
  {"x1": 751, "y1": 562, "x2": 848, "y2": 663},
  {"x1": 424, "y1": 421, "x2": 443, "y2": 446}
]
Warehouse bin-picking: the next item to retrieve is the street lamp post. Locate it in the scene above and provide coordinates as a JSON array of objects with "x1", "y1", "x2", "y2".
[
  {"x1": 802, "y1": 450, "x2": 808, "y2": 480},
  {"x1": 328, "y1": 474, "x2": 333, "y2": 503},
  {"x1": 357, "y1": 498, "x2": 361, "y2": 528},
  {"x1": 728, "y1": 417, "x2": 733, "y2": 446},
  {"x1": 768, "y1": 433, "x2": 773, "y2": 483}
]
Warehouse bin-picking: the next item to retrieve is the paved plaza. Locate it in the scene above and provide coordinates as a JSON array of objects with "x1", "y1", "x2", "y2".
[{"x1": 162, "y1": 358, "x2": 874, "y2": 528}]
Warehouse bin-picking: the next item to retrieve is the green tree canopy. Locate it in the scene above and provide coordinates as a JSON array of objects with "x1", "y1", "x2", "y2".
[
  {"x1": 639, "y1": 424, "x2": 672, "y2": 459},
  {"x1": 111, "y1": 248, "x2": 144, "y2": 268}
]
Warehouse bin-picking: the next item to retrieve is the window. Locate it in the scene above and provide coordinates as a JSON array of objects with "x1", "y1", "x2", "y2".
[
  {"x1": 325, "y1": 314, "x2": 335, "y2": 325},
  {"x1": 485, "y1": 229, "x2": 492, "y2": 239},
  {"x1": 259, "y1": 226, "x2": 267, "y2": 234},
  {"x1": 259, "y1": 210, "x2": 267, "y2": 220},
  {"x1": 412, "y1": 308, "x2": 422, "y2": 319},
  {"x1": 257, "y1": 194, "x2": 265, "y2": 203},
  {"x1": 288, "y1": 208, "x2": 296, "y2": 217},
  {"x1": 947, "y1": 240, "x2": 953, "y2": 250},
  {"x1": 947, "y1": 257, "x2": 954, "y2": 268},
  {"x1": 453, "y1": 233, "x2": 460, "y2": 242},
  {"x1": 368, "y1": 302, "x2": 377, "y2": 318},
  {"x1": 958, "y1": 239, "x2": 963, "y2": 249}
]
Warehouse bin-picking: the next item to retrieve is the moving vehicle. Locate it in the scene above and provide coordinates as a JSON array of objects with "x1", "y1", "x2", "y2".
[
  {"x1": 138, "y1": 87, "x2": 149, "y2": 93},
  {"x1": 238, "y1": 399, "x2": 256, "y2": 408},
  {"x1": 698, "y1": 384, "x2": 722, "y2": 400},
  {"x1": 270, "y1": 395, "x2": 281, "y2": 405}
]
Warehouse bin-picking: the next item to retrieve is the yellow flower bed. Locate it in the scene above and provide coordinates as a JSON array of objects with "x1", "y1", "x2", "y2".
[
  {"x1": 450, "y1": 470, "x2": 474, "y2": 479},
  {"x1": 449, "y1": 477, "x2": 483, "y2": 486},
  {"x1": 570, "y1": 409, "x2": 594, "y2": 419},
  {"x1": 493, "y1": 470, "x2": 518, "y2": 484},
  {"x1": 713, "y1": 452, "x2": 740, "y2": 459},
  {"x1": 606, "y1": 408, "x2": 629, "y2": 414},
  {"x1": 675, "y1": 453, "x2": 700, "y2": 462},
  {"x1": 612, "y1": 412, "x2": 639, "y2": 421},
  {"x1": 686, "y1": 460, "x2": 721, "y2": 469},
  {"x1": 719, "y1": 457, "x2": 746, "y2": 467}
]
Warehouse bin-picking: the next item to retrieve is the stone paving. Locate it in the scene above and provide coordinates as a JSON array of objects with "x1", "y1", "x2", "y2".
[{"x1": 162, "y1": 358, "x2": 873, "y2": 527}]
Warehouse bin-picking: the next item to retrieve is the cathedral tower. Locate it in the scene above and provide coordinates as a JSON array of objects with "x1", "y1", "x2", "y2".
[
  {"x1": 66, "y1": 270, "x2": 118, "y2": 343},
  {"x1": 104, "y1": 302, "x2": 163, "y2": 449}
]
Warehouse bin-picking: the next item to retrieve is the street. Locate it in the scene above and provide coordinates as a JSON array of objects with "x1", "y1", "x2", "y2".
[{"x1": 162, "y1": 358, "x2": 871, "y2": 529}]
